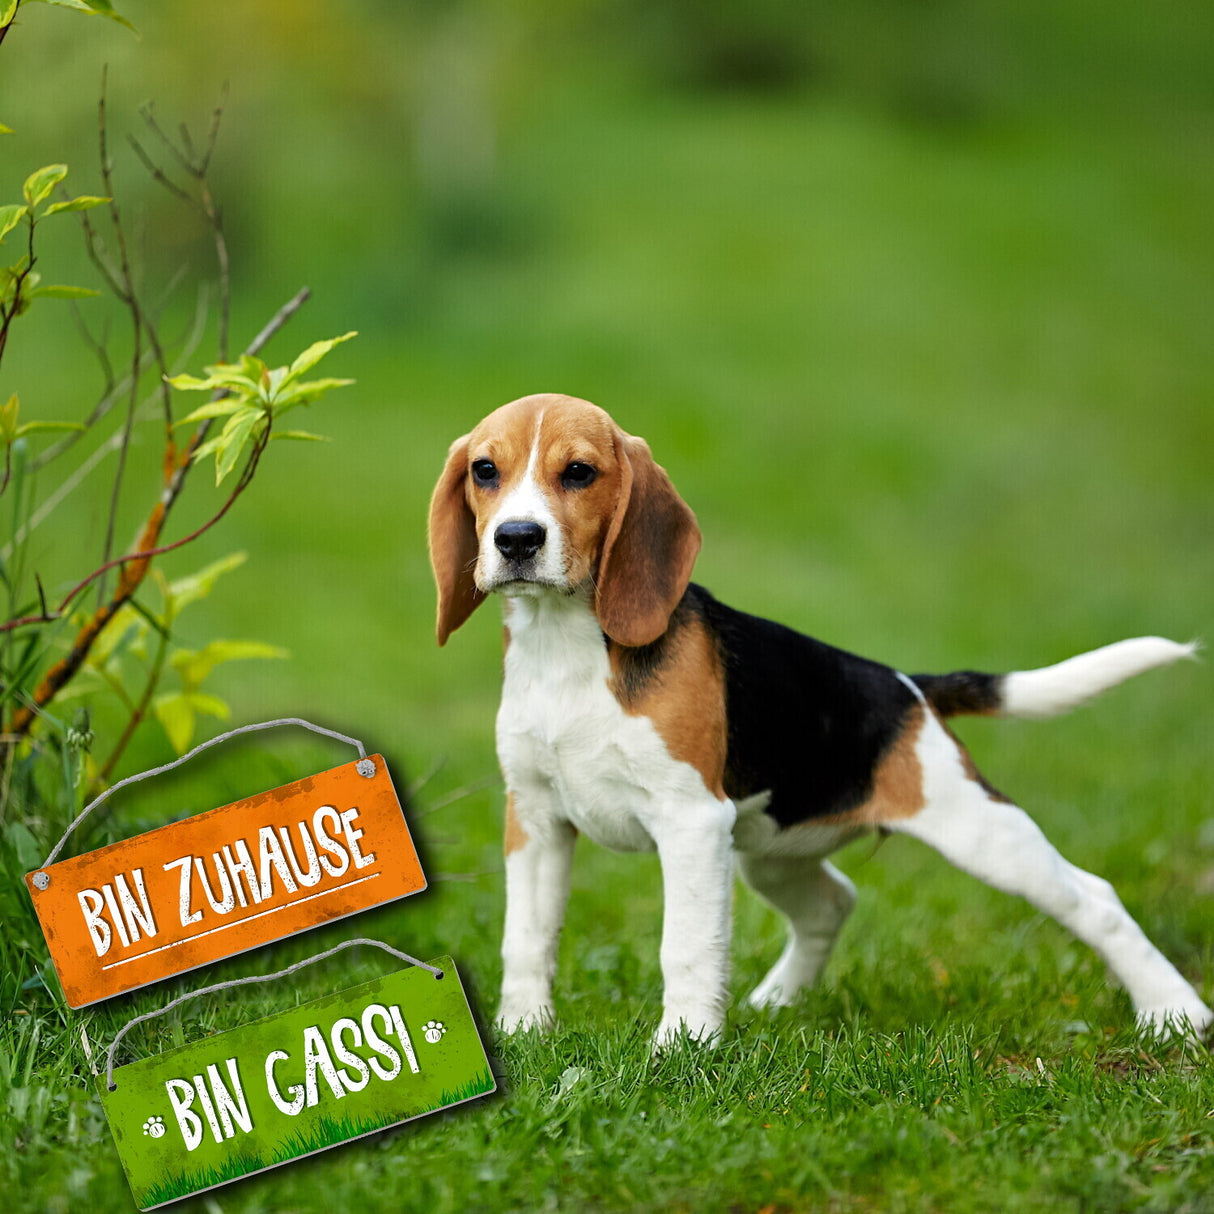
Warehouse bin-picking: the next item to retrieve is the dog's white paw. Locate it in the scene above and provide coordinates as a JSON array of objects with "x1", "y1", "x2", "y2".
[
  {"x1": 652, "y1": 1014, "x2": 722, "y2": 1053},
  {"x1": 1135, "y1": 996, "x2": 1214, "y2": 1039},
  {"x1": 747, "y1": 971, "x2": 801, "y2": 1010},
  {"x1": 495, "y1": 1002, "x2": 554, "y2": 1035},
  {"x1": 1135, "y1": 999, "x2": 1214, "y2": 1042}
]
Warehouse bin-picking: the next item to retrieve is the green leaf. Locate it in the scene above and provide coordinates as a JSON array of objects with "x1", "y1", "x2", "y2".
[
  {"x1": 189, "y1": 434, "x2": 225, "y2": 463},
  {"x1": 54, "y1": 669, "x2": 108, "y2": 702},
  {"x1": 152, "y1": 692, "x2": 195, "y2": 755},
  {"x1": 88, "y1": 604, "x2": 145, "y2": 667},
  {"x1": 184, "y1": 691, "x2": 230, "y2": 721},
  {"x1": 171, "y1": 638, "x2": 288, "y2": 689},
  {"x1": 164, "y1": 372, "x2": 218, "y2": 392},
  {"x1": 14, "y1": 420, "x2": 87, "y2": 437},
  {"x1": 177, "y1": 399, "x2": 245, "y2": 425},
  {"x1": 282, "y1": 331, "x2": 357, "y2": 387},
  {"x1": 164, "y1": 551, "x2": 247, "y2": 616},
  {"x1": 0, "y1": 393, "x2": 18, "y2": 443},
  {"x1": 270, "y1": 430, "x2": 330, "y2": 442},
  {"x1": 28, "y1": 0, "x2": 134, "y2": 22},
  {"x1": 5, "y1": 822, "x2": 42, "y2": 873},
  {"x1": 42, "y1": 195, "x2": 110, "y2": 216},
  {"x1": 0, "y1": 0, "x2": 18, "y2": 27},
  {"x1": 262, "y1": 365, "x2": 288, "y2": 402},
  {"x1": 219, "y1": 404, "x2": 261, "y2": 438},
  {"x1": 130, "y1": 582, "x2": 172, "y2": 640},
  {"x1": 26, "y1": 284, "x2": 100, "y2": 300},
  {"x1": 0, "y1": 124, "x2": 12, "y2": 135},
  {"x1": 200, "y1": 639, "x2": 289, "y2": 664},
  {"x1": 85, "y1": 0, "x2": 136, "y2": 28},
  {"x1": 214, "y1": 411, "x2": 259, "y2": 485},
  {"x1": 236, "y1": 353, "x2": 269, "y2": 382},
  {"x1": 0, "y1": 204, "x2": 27, "y2": 243},
  {"x1": 272, "y1": 376, "x2": 356, "y2": 413},
  {"x1": 166, "y1": 369, "x2": 259, "y2": 395},
  {"x1": 22, "y1": 164, "x2": 68, "y2": 209}
]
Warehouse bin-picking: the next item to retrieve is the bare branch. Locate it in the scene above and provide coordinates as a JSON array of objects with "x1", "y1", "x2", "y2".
[
  {"x1": 243, "y1": 286, "x2": 312, "y2": 358},
  {"x1": 200, "y1": 83, "x2": 228, "y2": 177},
  {"x1": 98, "y1": 618, "x2": 169, "y2": 782},
  {"x1": 177, "y1": 120, "x2": 196, "y2": 165},
  {"x1": 131, "y1": 92, "x2": 232, "y2": 360},
  {"x1": 70, "y1": 296, "x2": 117, "y2": 394},
  {"x1": 126, "y1": 134, "x2": 193, "y2": 207},
  {"x1": 0, "y1": 213, "x2": 37, "y2": 372},
  {"x1": 59, "y1": 411, "x2": 273, "y2": 615},
  {"x1": 412, "y1": 774, "x2": 501, "y2": 819},
  {"x1": 137, "y1": 101, "x2": 197, "y2": 178},
  {"x1": 4, "y1": 285, "x2": 310, "y2": 732}
]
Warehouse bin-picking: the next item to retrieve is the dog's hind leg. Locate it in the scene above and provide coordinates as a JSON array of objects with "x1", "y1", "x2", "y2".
[
  {"x1": 739, "y1": 854, "x2": 857, "y2": 1009},
  {"x1": 886, "y1": 711, "x2": 1213, "y2": 1037}
]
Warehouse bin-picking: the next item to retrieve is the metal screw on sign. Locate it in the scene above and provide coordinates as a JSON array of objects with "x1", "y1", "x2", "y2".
[
  {"x1": 356, "y1": 758, "x2": 376, "y2": 777},
  {"x1": 32, "y1": 872, "x2": 50, "y2": 890}
]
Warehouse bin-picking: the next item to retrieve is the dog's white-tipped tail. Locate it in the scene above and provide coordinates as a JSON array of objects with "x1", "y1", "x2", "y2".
[{"x1": 1001, "y1": 637, "x2": 1199, "y2": 720}]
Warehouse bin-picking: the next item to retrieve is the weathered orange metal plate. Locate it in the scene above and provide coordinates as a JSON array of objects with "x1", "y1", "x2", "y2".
[{"x1": 26, "y1": 756, "x2": 426, "y2": 1007}]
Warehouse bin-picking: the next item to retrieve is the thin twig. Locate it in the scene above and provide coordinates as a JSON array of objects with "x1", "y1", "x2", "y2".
[
  {"x1": 407, "y1": 754, "x2": 448, "y2": 798},
  {"x1": 413, "y1": 774, "x2": 501, "y2": 820},
  {"x1": 57, "y1": 415, "x2": 272, "y2": 613},
  {"x1": 126, "y1": 134, "x2": 193, "y2": 207},
  {"x1": 242, "y1": 286, "x2": 311, "y2": 357},
  {"x1": 133, "y1": 94, "x2": 230, "y2": 360},
  {"x1": 5, "y1": 286, "x2": 309, "y2": 733},
  {"x1": 0, "y1": 213, "x2": 37, "y2": 373},
  {"x1": 95, "y1": 68, "x2": 142, "y2": 603},
  {"x1": 178, "y1": 120, "x2": 196, "y2": 165},
  {"x1": 26, "y1": 283, "x2": 209, "y2": 478},
  {"x1": 201, "y1": 84, "x2": 227, "y2": 177},
  {"x1": 69, "y1": 297, "x2": 116, "y2": 396},
  {"x1": 98, "y1": 619, "x2": 169, "y2": 782},
  {"x1": 137, "y1": 101, "x2": 197, "y2": 178}
]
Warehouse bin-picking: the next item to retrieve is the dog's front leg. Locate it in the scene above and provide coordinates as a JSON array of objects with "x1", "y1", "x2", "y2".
[
  {"x1": 652, "y1": 799, "x2": 737, "y2": 1048},
  {"x1": 497, "y1": 792, "x2": 576, "y2": 1033}
]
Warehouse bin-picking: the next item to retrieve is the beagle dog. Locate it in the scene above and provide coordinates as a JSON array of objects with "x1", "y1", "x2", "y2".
[{"x1": 429, "y1": 393, "x2": 1211, "y2": 1046}]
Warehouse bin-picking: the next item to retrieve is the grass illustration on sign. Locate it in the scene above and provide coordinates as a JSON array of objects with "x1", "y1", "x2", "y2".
[{"x1": 98, "y1": 958, "x2": 495, "y2": 1209}]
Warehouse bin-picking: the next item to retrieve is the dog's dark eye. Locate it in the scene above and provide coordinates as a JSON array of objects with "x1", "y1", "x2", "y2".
[
  {"x1": 471, "y1": 459, "x2": 499, "y2": 487},
  {"x1": 560, "y1": 461, "x2": 597, "y2": 490}
]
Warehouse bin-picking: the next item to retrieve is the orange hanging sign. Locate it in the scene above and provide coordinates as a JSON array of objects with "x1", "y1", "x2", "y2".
[{"x1": 27, "y1": 752, "x2": 426, "y2": 1008}]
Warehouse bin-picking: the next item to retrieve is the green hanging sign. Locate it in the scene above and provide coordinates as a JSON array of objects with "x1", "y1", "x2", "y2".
[{"x1": 98, "y1": 945, "x2": 495, "y2": 1209}]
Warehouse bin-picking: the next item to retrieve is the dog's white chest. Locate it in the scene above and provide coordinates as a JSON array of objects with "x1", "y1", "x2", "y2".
[{"x1": 496, "y1": 595, "x2": 709, "y2": 852}]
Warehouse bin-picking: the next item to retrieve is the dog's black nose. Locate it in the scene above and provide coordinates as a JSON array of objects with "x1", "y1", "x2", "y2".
[{"x1": 494, "y1": 520, "x2": 546, "y2": 561}]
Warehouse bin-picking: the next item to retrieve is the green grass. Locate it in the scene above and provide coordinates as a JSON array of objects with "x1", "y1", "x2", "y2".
[
  {"x1": 4, "y1": 3, "x2": 1214, "y2": 1211},
  {"x1": 133, "y1": 1076, "x2": 494, "y2": 1210}
]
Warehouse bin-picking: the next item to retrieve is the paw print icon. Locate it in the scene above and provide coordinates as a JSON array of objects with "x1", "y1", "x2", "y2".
[
  {"x1": 422, "y1": 1020, "x2": 447, "y2": 1044},
  {"x1": 142, "y1": 1115, "x2": 166, "y2": 1138}
]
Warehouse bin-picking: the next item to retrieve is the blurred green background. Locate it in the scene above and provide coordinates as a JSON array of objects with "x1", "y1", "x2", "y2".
[
  {"x1": 5, "y1": 0, "x2": 1214, "y2": 944},
  {"x1": 4, "y1": 3, "x2": 1214, "y2": 1209},
  {"x1": 3, "y1": 0, "x2": 1212, "y2": 928},
  {"x1": 6, "y1": 0, "x2": 1213, "y2": 783}
]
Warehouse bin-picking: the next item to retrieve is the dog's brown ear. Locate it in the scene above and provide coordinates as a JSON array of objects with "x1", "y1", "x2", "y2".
[
  {"x1": 596, "y1": 430, "x2": 701, "y2": 647},
  {"x1": 428, "y1": 435, "x2": 486, "y2": 646}
]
